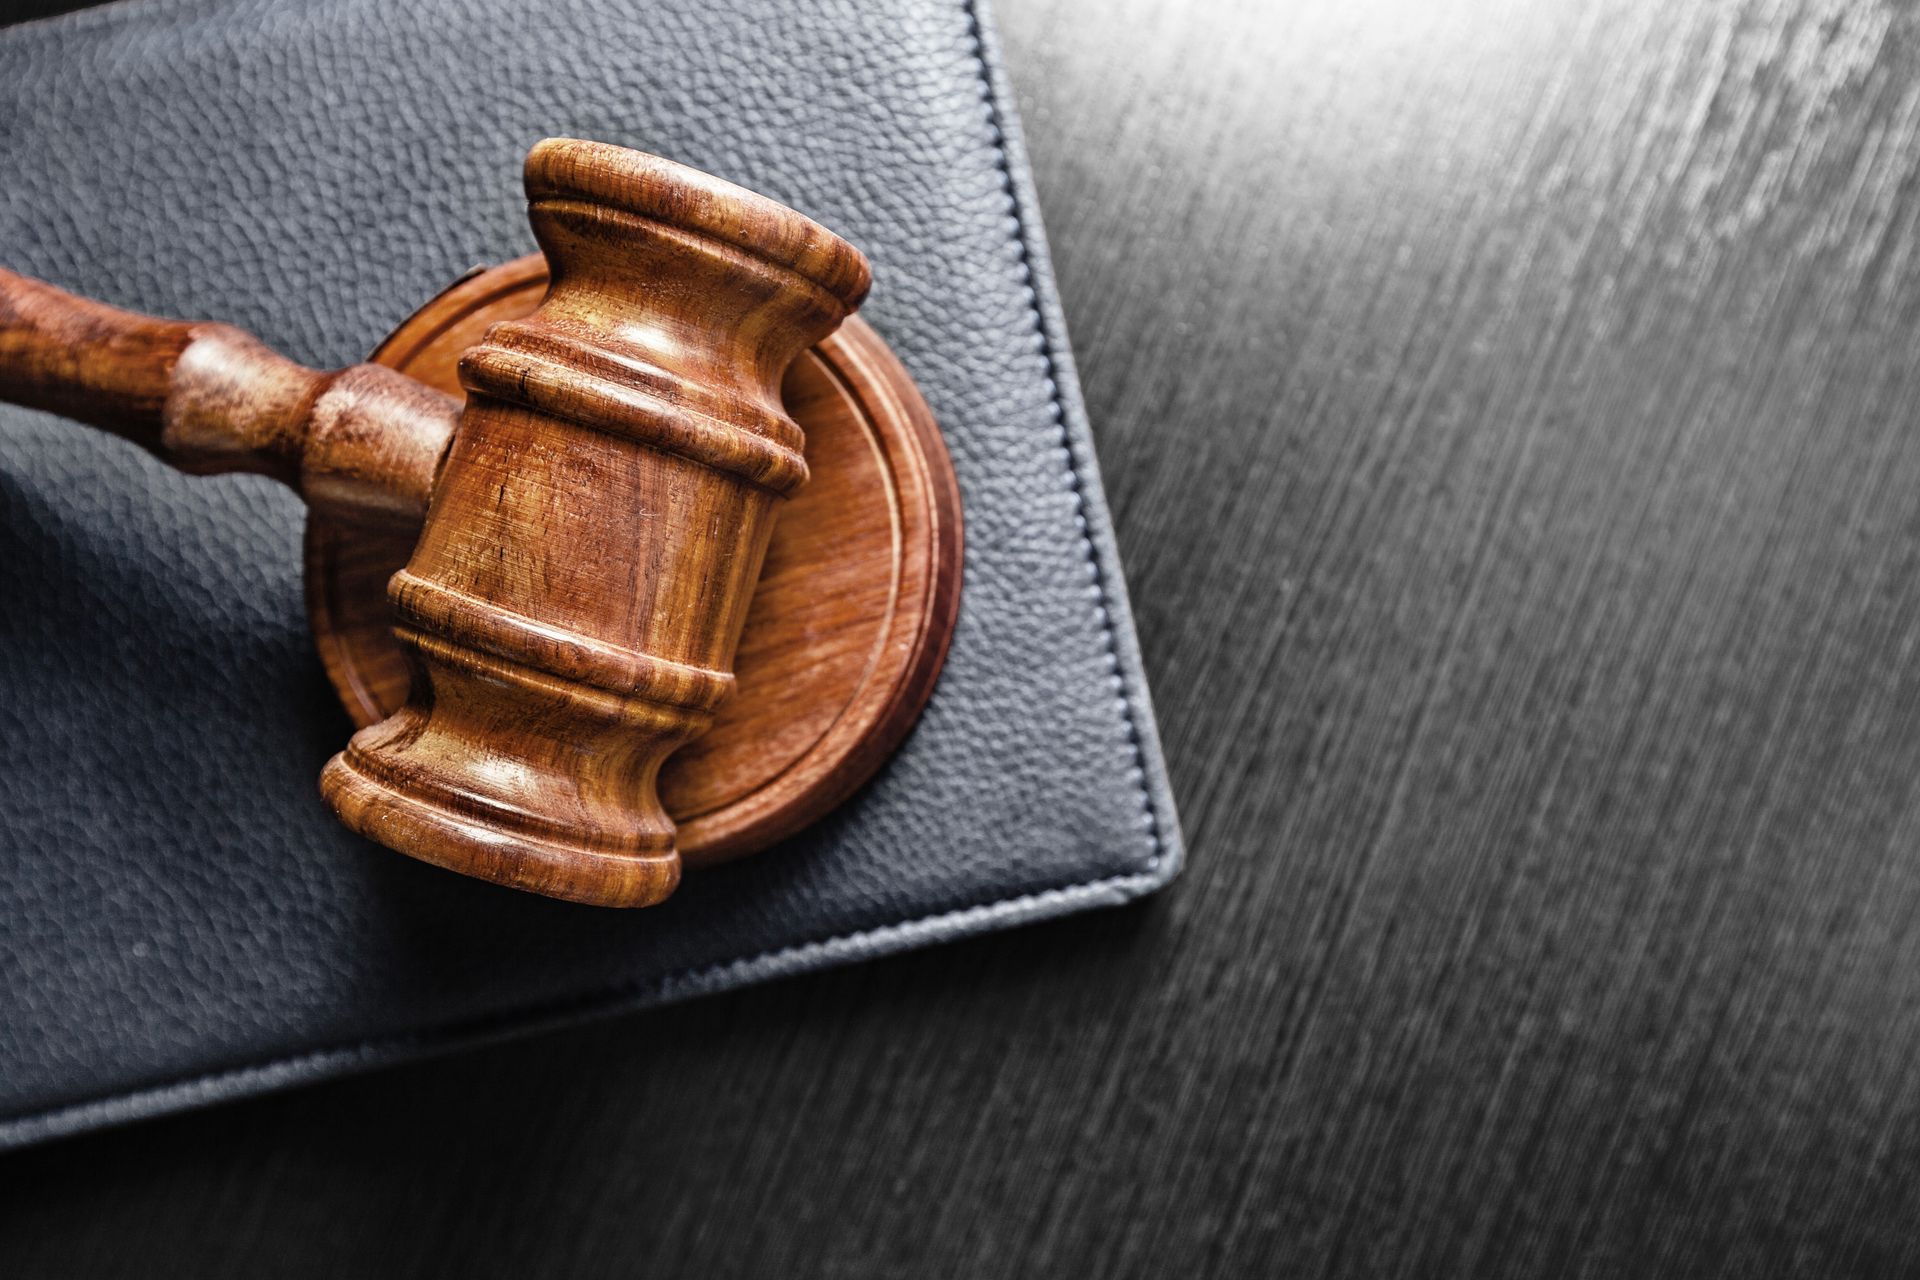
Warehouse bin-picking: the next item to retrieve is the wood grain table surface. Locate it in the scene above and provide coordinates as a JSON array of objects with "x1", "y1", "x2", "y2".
[{"x1": 5, "y1": 0, "x2": 1920, "y2": 1275}]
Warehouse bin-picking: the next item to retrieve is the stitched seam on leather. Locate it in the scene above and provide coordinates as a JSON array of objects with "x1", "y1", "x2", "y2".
[
  {"x1": 963, "y1": 0, "x2": 1167, "y2": 875},
  {"x1": 0, "y1": 873, "x2": 1164, "y2": 1143},
  {"x1": 0, "y1": 0, "x2": 1177, "y2": 1144}
]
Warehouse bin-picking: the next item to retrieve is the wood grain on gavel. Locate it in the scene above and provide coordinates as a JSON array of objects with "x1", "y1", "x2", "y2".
[
  {"x1": 0, "y1": 138, "x2": 895, "y2": 907},
  {"x1": 323, "y1": 141, "x2": 873, "y2": 907},
  {"x1": 311, "y1": 253, "x2": 962, "y2": 871},
  {"x1": 0, "y1": 260, "x2": 458, "y2": 524}
]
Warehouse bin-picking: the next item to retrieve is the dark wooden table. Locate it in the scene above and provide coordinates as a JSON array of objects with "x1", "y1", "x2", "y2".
[{"x1": 7, "y1": 0, "x2": 1920, "y2": 1274}]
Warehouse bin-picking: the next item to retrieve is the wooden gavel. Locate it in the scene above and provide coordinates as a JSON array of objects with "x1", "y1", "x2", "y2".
[{"x1": 0, "y1": 138, "x2": 961, "y2": 908}]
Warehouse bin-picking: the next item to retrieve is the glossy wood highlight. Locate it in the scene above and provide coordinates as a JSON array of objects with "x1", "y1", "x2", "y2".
[
  {"x1": 0, "y1": 266, "x2": 458, "y2": 524},
  {"x1": 317, "y1": 139, "x2": 875, "y2": 906},
  {"x1": 308, "y1": 254, "x2": 963, "y2": 866}
]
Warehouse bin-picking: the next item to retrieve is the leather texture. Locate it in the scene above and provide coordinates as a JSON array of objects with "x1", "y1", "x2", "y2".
[{"x1": 0, "y1": 0, "x2": 1182, "y2": 1148}]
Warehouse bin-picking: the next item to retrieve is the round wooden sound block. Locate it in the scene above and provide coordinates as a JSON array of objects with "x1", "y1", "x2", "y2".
[{"x1": 306, "y1": 255, "x2": 962, "y2": 868}]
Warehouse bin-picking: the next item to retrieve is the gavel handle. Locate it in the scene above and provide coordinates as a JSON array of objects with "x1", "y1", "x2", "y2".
[{"x1": 0, "y1": 266, "x2": 458, "y2": 524}]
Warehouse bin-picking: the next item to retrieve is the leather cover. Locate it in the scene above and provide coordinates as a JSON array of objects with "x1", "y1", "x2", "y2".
[{"x1": 0, "y1": 0, "x2": 1182, "y2": 1148}]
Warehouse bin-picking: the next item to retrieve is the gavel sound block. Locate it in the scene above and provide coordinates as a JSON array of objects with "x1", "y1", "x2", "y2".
[{"x1": 0, "y1": 139, "x2": 963, "y2": 908}]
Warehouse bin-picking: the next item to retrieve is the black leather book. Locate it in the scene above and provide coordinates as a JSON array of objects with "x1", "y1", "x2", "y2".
[{"x1": 0, "y1": 0, "x2": 1183, "y2": 1147}]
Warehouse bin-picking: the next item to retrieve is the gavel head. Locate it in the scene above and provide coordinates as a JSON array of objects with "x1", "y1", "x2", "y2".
[{"x1": 319, "y1": 139, "x2": 872, "y2": 907}]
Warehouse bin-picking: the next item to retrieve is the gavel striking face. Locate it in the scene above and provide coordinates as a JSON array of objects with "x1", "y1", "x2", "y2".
[{"x1": 0, "y1": 139, "x2": 963, "y2": 907}]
